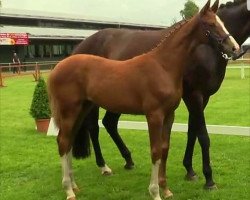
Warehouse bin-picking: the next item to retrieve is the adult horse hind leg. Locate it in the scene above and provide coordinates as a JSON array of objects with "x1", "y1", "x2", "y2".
[
  {"x1": 86, "y1": 106, "x2": 112, "y2": 175},
  {"x1": 102, "y1": 111, "x2": 134, "y2": 169}
]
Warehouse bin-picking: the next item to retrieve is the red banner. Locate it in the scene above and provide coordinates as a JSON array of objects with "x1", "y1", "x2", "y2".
[{"x1": 0, "y1": 33, "x2": 29, "y2": 45}]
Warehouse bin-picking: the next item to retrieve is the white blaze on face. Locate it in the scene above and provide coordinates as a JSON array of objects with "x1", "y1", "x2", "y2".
[{"x1": 215, "y1": 15, "x2": 240, "y2": 50}]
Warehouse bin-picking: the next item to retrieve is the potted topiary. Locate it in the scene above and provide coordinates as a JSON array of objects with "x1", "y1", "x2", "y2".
[{"x1": 30, "y1": 77, "x2": 51, "y2": 133}]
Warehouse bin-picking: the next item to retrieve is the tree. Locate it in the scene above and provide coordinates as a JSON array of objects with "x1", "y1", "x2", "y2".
[
  {"x1": 180, "y1": 0, "x2": 199, "y2": 20},
  {"x1": 171, "y1": 18, "x2": 178, "y2": 26}
]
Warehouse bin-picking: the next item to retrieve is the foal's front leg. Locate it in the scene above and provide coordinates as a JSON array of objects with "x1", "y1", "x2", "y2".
[
  {"x1": 147, "y1": 112, "x2": 164, "y2": 200},
  {"x1": 158, "y1": 114, "x2": 174, "y2": 198}
]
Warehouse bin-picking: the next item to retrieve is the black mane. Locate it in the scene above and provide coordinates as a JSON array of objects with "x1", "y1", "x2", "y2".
[{"x1": 219, "y1": 0, "x2": 246, "y2": 9}]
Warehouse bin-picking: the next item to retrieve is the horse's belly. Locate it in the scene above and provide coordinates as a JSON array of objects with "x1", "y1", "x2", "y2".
[{"x1": 89, "y1": 90, "x2": 143, "y2": 114}]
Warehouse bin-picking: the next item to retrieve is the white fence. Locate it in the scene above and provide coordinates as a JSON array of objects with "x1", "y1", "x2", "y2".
[{"x1": 228, "y1": 58, "x2": 250, "y2": 79}]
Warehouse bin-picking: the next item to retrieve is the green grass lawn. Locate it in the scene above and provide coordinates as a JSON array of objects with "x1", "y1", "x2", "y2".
[{"x1": 0, "y1": 68, "x2": 249, "y2": 200}]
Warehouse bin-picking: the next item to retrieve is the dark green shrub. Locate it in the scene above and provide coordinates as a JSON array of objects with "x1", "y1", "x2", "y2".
[{"x1": 30, "y1": 77, "x2": 51, "y2": 119}]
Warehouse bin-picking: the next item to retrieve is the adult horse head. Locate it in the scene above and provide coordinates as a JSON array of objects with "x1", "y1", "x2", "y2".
[
  {"x1": 218, "y1": 0, "x2": 250, "y2": 59},
  {"x1": 218, "y1": 0, "x2": 250, "y2": 45},
  {"x1": 48, "y1": 1, "x2": 240, "y2": 199}
]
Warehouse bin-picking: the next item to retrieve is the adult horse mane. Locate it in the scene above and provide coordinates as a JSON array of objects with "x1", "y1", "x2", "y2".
[
  {"x1": 71, "y1": 0, "x2": 250, "y2": 190},
  {"x1": 219, "y1": 0, "x2": 245, "y2": 8},
  {"x1": 48, "y1": 1, "x2": 240, "y2": 199}
]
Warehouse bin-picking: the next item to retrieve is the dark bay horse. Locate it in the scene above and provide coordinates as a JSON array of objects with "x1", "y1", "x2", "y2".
[
  {"x1": 72, "y1": 0, "x2": 250, "y2": 190},
  {"x1": 48, "y1": 1, "x2": 240, "y2": 199}
]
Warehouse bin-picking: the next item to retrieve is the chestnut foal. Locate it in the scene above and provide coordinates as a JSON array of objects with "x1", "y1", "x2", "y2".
[{"x1": 48, "y1": 1, "x2": 239, "y2": 199}]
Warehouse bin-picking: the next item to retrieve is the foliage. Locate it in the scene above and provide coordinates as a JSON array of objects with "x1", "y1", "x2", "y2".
[
  {"x1": 180, "y1": 0, "x2": 199, "y2": 20},
  {"x1": 29, "y1": 77, "x2": 51, "y2": 119}
]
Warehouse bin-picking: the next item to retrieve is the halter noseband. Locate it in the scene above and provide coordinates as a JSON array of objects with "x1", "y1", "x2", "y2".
[{"x1": 199, "y1": 15, "x2": 232, "y2": 60}]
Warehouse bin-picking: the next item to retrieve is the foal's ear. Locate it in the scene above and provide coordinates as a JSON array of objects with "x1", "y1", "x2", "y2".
[
  {"x1": 200, "y1": 0, "x2": 211, "y2": 15},
  {"x1": 211, "y1": 0, "x2": 219, "y2": 13}
]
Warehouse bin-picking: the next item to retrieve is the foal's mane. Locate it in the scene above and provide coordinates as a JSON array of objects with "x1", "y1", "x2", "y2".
[
  {"x1": 219, "y1": 0, "x2": 246, "y2": 9},
  {"x1": 152, "y1": 19, "x2": 189, "y2": 51}
]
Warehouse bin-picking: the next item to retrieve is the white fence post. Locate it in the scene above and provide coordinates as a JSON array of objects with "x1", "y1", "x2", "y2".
[{"x1": 240, "y1": 66, "x2": 245, "y2": 79}]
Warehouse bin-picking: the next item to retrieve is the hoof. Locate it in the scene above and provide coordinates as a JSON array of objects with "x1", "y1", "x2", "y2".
[
  {"x1": 204, "y1": 183, "x2": 218, "y2": 190},
  {"x1": 124, "y1": 162, "x2": 135, "y2": 170},
  {"x1": 102, "y1": 170, "x2": 113, "y2": 176},
  {"x1": 154, "y1": 197, "x2": 162, "y2": 200},
  {"x1": 100, "y1": 164, "x2": 112, "y2": 176},
  {"x1": 185, "y1": 173, "x2": 198, "y2": 181},
  {"x1": 67, "y1": 197, "x2": 76, "y2": 200},
  {"x1": 163, "y1": 189, "x2": 173, "y2": 199}
]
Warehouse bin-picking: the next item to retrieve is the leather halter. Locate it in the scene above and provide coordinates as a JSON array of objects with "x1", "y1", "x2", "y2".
[{"x1": 199, "y1": 15, "x2": 232, "y2": 60}]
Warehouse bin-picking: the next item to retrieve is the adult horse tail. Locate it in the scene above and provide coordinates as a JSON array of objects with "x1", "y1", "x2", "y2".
[
  {"x1": 72, "y1": 118, "x2": 91, "y2": 159},
  {"x1": 47, "y1": 73, "x2": 91, "y2": 159}
]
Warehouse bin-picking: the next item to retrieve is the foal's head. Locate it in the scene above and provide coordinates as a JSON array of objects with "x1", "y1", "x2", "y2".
[{"x1": 197, "y1": 0, "x2": 240, "y2": 58}]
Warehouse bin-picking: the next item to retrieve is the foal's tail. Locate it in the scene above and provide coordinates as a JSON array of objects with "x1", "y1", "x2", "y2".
[{"x1": 47, "y1": 75, "x2": 91, "y2": 159}]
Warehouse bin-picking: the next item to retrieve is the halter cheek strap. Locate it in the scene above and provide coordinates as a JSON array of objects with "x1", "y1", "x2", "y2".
[
  {"x1": 205, "y1": 30, "x2": 231, "y2": 45},
  {"x1": 205, "y1": 31, "x2": 232, "y2": 60},
  {"x1": 199, "y1": 16, "x2": 232, "y2": 60}
]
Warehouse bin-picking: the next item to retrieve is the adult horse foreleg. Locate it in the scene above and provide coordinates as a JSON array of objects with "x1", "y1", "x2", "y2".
[
  {"x1": 102, "y1": 111, "x2": 134, "y2": 169},
  {"x1": 158, "y1": 113, "x2": 174, "y2": 198},
  {"x1": 183, "y1": 94, "x2": 216, "y2": 189},
  {"x1": 147, "y1": 111, "x2": 165, "y2": 200}
]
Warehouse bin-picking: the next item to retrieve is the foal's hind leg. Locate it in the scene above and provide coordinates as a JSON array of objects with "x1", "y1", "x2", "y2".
[
  {"x1": 147, "y1": 111, "x2": 164, "y2": 200},
  {"x1": 102, "y1": 111, "x2": 134, "y2": 169},
  {"x1": 60, "y1": 148, "x2": 79, "y2": 200},
  {"x1": 68, "y1": 149, "x2": 80, "y2": 193},
  {"x1": 158, "y1": 113, "x2": 174, "y2": 198},
  {"x1": 58, "y1": 125, "x2": 77, "y2": 200},
  {"x1": 58, "y1": 103, "x2": 92, "y2": 200}
]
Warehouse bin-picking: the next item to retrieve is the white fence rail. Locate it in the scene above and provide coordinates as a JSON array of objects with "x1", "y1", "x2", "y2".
[{"x1": 228, "y1": 58, "x2": 250, "y2": 79}]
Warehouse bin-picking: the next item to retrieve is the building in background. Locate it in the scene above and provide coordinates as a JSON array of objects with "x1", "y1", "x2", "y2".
[
  {"x1": 0, "y1": 8, "x2": 165, "y2": 63},
  {"x1": 1, "y1": 7, "x2": 249, "y2": 64}
]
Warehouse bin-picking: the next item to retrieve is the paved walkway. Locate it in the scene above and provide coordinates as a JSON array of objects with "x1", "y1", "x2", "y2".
[
  {"x1": 99, "y1": 120, "x2": 250, "y2": 136},
  {"x1": 47, "y1": 118, "x2": 250, "y2": 136}
]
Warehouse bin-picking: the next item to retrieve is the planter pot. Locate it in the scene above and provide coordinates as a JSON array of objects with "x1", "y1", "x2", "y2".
[{"x1": 35, "y1": 118, "x2": 50, "y2": 133}]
